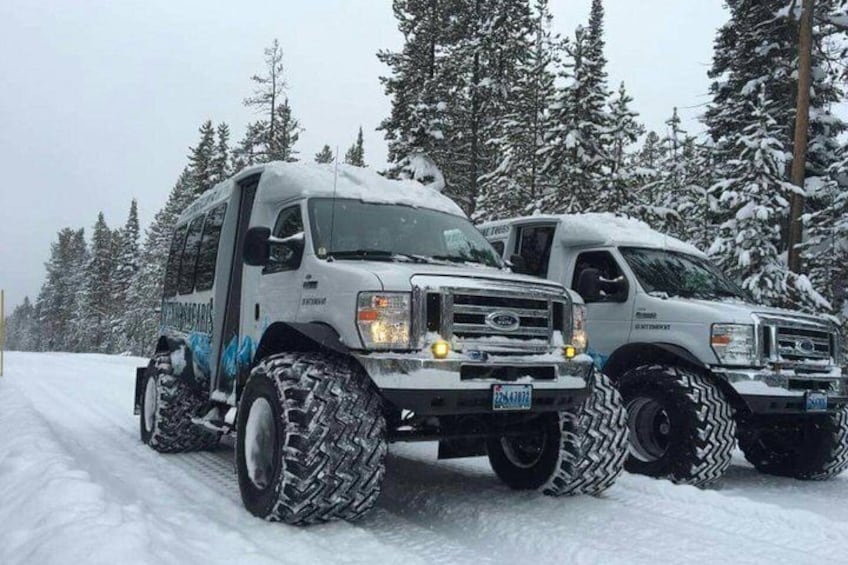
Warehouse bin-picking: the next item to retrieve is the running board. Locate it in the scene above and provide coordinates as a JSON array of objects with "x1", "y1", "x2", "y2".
[{"x1": 192, "y1": 406, "x2": 237, "y2": 435}]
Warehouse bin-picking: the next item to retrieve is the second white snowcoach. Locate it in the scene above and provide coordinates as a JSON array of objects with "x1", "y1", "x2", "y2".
[{"x1": 134, "y1": 163, "x2": 628, "y2": 525}]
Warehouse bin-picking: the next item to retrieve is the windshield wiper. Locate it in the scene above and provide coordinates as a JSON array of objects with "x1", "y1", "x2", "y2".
[{"x1": 327, "y1": 250, "x2": 431, "y2": 263}]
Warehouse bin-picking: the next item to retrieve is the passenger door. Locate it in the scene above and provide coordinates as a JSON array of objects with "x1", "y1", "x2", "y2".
[
  {"x1": 512, "y1": 224, "x2": 557, "y2": 277},
  {"x1": 570, "y1": 250, "x2": 634, "y2": 365}
]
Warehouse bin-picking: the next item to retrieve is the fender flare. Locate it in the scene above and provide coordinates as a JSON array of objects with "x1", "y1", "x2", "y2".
[
  {"x1": 252, "y1": 321, "x2": 350, "y2": 369},
  {"x1": 602, "y1": 342, "x2": 709, "y2": 380}
]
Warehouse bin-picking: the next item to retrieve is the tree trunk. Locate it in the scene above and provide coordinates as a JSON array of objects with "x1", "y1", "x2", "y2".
[{"x1": 787, "y1": 0, "x2": 814, "y2": 273}]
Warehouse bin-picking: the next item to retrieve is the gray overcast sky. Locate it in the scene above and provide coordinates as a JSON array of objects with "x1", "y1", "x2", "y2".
[{"x1": 0, "y1": 0, "x2": 729, "y2": 309}]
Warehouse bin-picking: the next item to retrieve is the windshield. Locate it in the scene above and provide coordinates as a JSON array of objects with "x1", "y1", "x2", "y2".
[
  {"x1": 307, "y1": 198, "x2": 502, "y2": 268},
  {"x1": 619, "y1": 247, "x2": 749, "y2": 301}
]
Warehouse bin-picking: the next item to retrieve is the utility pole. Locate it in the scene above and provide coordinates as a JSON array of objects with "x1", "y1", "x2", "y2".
[{"x1": 788, "y1": 0, "x2": 815, "y2": 273}]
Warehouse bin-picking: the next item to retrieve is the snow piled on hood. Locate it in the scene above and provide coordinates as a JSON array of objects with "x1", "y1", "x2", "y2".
[
  {"x1": 557, "y1": 213, "x2": 704, "y2": 255},
  {"x1": 256, "y1": 162, "x2": 465, "y2": 217}
]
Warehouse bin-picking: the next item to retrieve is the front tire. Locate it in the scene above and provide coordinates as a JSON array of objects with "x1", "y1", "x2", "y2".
[
  {"x1": 139, "y1": 352, "x2": 219, "y2": 453},
  {"x1": 617, "y1": 365, "x2": 736, "y2": 486},
  {"x1": 486, "y1": 411, "x2": 582, "y2": 496},
  {"x1": 738, "y1": 408, "x2": 848, "y2": 480},
  {"x1": 236, "y1": 352, "x2": 387, "y2": 525}
]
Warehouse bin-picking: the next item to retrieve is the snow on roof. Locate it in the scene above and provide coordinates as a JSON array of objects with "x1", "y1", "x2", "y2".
[
  {"x1": 256, "y1": 162, "x2": 464, "y2": 216},
  {"x1": 178, "y1": 162, "x2": 465, "y2": 224},
  {"x1": 556, "y1": 213, "x2": 703, "y2": 255}
]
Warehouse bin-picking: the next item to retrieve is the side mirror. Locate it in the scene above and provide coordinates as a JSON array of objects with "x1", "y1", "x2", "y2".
[
  {"x1": 243, "y1": 227, "x2": 271, "y2": 266},
  {"x1": 510, "y1": 254, "x2": 529, "y2": 275}
]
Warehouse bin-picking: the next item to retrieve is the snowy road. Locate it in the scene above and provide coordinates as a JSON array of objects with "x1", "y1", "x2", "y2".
[{"x1": 2, "y1": 352, "x2": 848, "y2": 565}]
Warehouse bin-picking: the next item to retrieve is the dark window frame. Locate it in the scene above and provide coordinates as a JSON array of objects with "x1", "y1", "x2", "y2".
[
  {"x1": 195, "y1": 203, "x2": 228, "y2": 292},
  {"x1": 177, "y1": 215, "x2": 206, "y2": 295},
  {"x1": 571, "y1": 250, "x2": 629, "y2": 304},
  {"x1": 264, "y1": 203, "x2": 305, "y2": 274},
  {"x1": 163, "y1": 224, "x2": 189, "y2": 298},
  {"x1": 515, "y1": 224, "x2": 557, "y2": 277}
]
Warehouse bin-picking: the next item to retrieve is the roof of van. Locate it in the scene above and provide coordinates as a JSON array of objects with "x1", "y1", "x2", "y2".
[
  {"x1": 177, "y1": 161, "x2": 465, "y2": 224},
  {"x1": 481, "y1": 213, "x2": 705, "y2": 256}
]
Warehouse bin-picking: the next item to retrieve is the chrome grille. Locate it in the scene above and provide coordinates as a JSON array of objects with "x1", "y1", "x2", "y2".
[
  {"x1": 433, "y1": 289, "x2": 566, "y2": 353},
  {"x1": 776, "y1": 327, "x2": 831, "y2": 361},
  {"x1": 755, "y1": 313, "x2": 839, "y2": 366}
]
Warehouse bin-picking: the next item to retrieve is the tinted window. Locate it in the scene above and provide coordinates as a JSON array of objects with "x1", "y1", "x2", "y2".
[
  {"x1": 178, "y1": 216, "x2": 205, "y2": 294},
  {"x1": 516, "y1": 225, "x2": 556, "y2": 276},
  {"x1": 163, "y1": 225, "x2": 188, "y2": 297},
  {"x1": 572, "y1": 251, "x2": 628, "y2": 303},
  {"x1": 490, "y1": 240, "x2": 505, "y2": 257},
  {"x1": 195, "y1": 203, "x2": 227, "y2": 291},
  {"x1": 265, "y1": 205, "x2": 304, "y2": 273}
]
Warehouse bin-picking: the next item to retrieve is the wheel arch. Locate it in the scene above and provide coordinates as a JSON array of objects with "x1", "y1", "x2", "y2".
[
  {"x1": 603, "y1": 342, "x2": 745, "y2": 413},
  {"x1": 249, "y1": 322, "x2": 351, "y2": 379}
]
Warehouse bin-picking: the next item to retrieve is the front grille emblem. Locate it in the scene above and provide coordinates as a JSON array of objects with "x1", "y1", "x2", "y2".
[
  {"x1": 485, "y1": 311, "x2": 521, "y2": 332},
  {"x1": 796, "y1": 338, "x2": 815, "y2": 354}
]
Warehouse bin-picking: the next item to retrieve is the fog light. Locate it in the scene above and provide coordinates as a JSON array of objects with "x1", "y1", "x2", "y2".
[
  {"x1": 431, "y1": 340, "x2": 450, "y2": 359},
  {"x1": 564, "y1": 345, "x2": 577, "y2": 359}
]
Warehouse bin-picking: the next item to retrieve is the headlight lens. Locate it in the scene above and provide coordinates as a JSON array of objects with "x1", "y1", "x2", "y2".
[
  {"x1": 571, "y1": 304, "x2": 588, "y2": 354},
  {"x1": 711, "y1": 323, "x2": 756, "y2": 366},
  {"x1": 357, "y1": 292, "x2": 411, "y2": 349}
]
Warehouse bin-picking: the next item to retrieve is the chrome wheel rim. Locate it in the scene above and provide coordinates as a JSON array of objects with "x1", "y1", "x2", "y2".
[
  {"x1": 143, "y1": 375, "x2": 157, "y2": 433},
  {"x1": 244, "y1": 397, "x2": 277, "y2": 489}
]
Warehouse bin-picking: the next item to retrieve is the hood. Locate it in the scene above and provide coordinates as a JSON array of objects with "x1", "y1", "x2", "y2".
[
  {"x1": 648, "y1": 295, "x2": 834, "y2": 327},
  {"x1": 332, "y1": 260, "x2": 566, "y2": 295}
]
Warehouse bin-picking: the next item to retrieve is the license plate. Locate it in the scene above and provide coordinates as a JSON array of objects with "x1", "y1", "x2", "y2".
[
  {"x1": 806, "y1": 391, "x2": 828, "y2": 412},
  {"x1": 492, "y1": 384, "x2": 532, "y2": 411}
]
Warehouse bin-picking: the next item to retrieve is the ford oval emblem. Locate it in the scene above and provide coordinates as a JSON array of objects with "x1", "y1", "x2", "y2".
[
  {"x1": 485, "y1": 311, "x2": 521, "y2": 332},
  {"x1": 796, "y1": 338, "x2": 815, "y2": 353}
]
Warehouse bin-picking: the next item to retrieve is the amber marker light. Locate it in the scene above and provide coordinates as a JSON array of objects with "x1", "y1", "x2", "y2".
[
  {"x1": 564, "y1": 345, "x2": 577, "y2": 359},
  {"x1": 431, "y1": 340, "x2": 450, "y2": 359}
]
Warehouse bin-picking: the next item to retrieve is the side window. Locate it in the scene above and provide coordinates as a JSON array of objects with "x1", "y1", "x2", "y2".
[
  {"x1": 195, "y1": 203, "x2": 227, "y2": 291},
  {"x1": 490, "y1": 240, "x2": 506, "y2": 257},
  {"x1": 515, "y1": 225, "x2": 556, "y2": 277},
  {"x1": 178, "y1": 216, "x2": 205, "y2": 295},
  {"x1": 163, "y1": 224, "x2": 188, "y2": 298},
  {"x1": 265, "y1": 205, "x2": 304, "y2": 273},
  {"x1": 572, "y1": 250, "x2": 628, "y2": 303}
]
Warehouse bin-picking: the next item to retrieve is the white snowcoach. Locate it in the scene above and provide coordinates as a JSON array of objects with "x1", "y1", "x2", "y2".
[
  {"x1": 134, "y1": 163, "x2": 628, "y2": 525},
  {"x1": 480, "y1": 213, "x2": 848, "y2": 486}
]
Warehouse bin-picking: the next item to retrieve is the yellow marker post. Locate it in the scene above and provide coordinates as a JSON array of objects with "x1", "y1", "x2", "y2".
[{"x1": 0, "y1": 289, "x2": 4, "y2": 377}]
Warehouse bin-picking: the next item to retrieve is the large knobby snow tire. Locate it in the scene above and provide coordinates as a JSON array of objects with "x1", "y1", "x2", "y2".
[
  {"x1": 617, "y1": 365, "x2": 736, "y2": 487},
  {"x1": 236, "y1": 352, "x2": 387, "y2": 525},
  {"x1": 486, "y1": 410, "x2": 582, "y2": 496},
  {"x1": 558, "y1": 372, "x2": 629, "y2": 496},
  {"x1": 737, "y1": 407, "x2": 848, "y2": 480},
  {"x1": 139, "y1": 352, "x2": 220, "y2": 453}
]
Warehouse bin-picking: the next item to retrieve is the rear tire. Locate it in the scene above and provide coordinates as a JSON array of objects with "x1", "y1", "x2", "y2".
[
  {"x1": 139, "y1": 352, "x2": 219, "y2": 453},
  {"x1": 738, "y1": 408, "x2": 848, "y2": 480},
  {"x1": 236, "y1": 352, "x2": 387, "y2": 525},
  {"x1": 617, "y1": 365, "x2": 735, "y2": 486},
  {"x1": 486, "y1": 410, "x2": 582, "y2": 496},
  {"x1": 558, "y1": 372, "x2": 629, "y2": 496}
]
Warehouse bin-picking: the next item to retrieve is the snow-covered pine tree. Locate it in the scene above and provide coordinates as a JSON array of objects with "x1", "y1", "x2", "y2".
[
  {"x1": 211, "y1": 123, "x2": 232, "y2": 183},
  {"x1": 603, "y1": 81, "x2": 643, "y2": 214},
  {"x1": 543, "y1": 0, "x2": 612, "y2": 213},
  {"x1": 315, "y1": 144, "x2": 334, "y2": 164},
  {"x1": 344, "y1": 127, "x2": 366, "y2": 167},
  {"x1": 238, "y1": 39, "x2": 302, "y2": 165},
  {"x1": 111, "y1": 199, "x2": 140, "y2": 352},
  {"x1": 71, "y1": 212, "x2": 116, "y2": 352},
  {"x1": 4, "y1": 297, "x2": 36, "y2": 351},
  {"x1": 708, "y1": 90, "x2": 826, "y2": 310},
  {"x1": 378, "y1": 0, "x2": 453, "y2": 181},
  {"x1": 124, "y1": 168, "x2": 195, "y2": 355},
  {"x1": 475, "y1": 0, "x2": 559, "y2": 221},
  {"x1": 188, "y1": 120, "x2": 216, "y2": 195},
  {"x1": 34, "y1": 228, "x2": 87, "y2": 351}
]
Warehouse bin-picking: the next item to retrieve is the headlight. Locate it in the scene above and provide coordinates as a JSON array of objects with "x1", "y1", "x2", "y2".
[
  {"x1": 357, "y1": 292, "x2": 411, "y2": 350},
  {"x1": 571, "y1": 304, "x2": 588, "y2": 354},
  {"x1": 711, "y1": 323, "x2": 756, "y2": 366}
]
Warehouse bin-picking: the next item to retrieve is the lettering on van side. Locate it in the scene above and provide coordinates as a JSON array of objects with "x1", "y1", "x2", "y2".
[
  {"x1": 161, "y1": 299, "x2": 214, "y2": 334},
  {"x1": 302, "y1": 297, "x2": 327, "y2": 306},
  {"x1": 634, "y1": 323, "x2": 671, "y2": 331}
]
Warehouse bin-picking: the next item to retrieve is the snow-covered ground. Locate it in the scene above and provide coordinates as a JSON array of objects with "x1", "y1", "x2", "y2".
[{"x1": 2, "y1": 352, "x2": 848, "y2": 565}]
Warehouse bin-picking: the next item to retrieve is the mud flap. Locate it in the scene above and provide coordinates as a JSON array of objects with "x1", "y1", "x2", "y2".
[{"x1": 134, "y1": 366, "x2": 147, "y2": 415}]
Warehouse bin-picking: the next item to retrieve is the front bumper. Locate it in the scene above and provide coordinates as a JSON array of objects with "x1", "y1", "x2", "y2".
[
  {"x1": 353, "y1": 351, "x2": 593, "y2": 415},
  {"x1": 714, "y1": 365, "x2": 848, "y2": 414}
]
